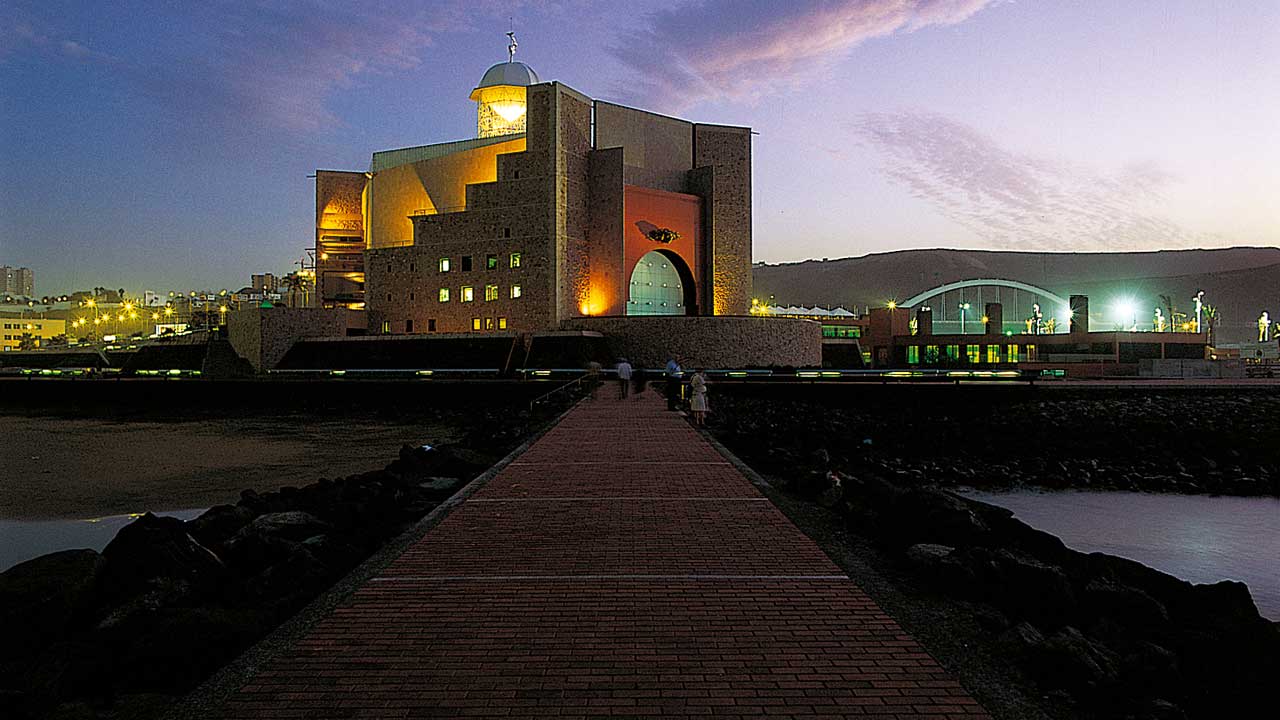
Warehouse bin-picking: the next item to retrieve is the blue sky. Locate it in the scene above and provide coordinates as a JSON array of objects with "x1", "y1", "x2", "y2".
[{"x1": 1, "y1": 0, "x2": 1277, "y2": 294}]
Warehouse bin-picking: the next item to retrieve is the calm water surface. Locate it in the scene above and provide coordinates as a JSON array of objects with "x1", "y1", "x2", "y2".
[
  {"x1": 0, "y1": 509, "x2": 205, "y2": 572},
  {"x1": 963, "y1": 490, "x2": 1280, "y2": 620}
]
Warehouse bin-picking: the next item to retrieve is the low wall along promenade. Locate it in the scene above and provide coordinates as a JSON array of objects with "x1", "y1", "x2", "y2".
[{"x1": 562, "y1": 315, "x2": 822, "y2": 368}]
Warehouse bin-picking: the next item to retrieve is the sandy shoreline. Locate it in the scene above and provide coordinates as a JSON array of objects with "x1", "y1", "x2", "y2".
[{"x1": 0, "y1": 414, "x2": 456, "y2": 520}]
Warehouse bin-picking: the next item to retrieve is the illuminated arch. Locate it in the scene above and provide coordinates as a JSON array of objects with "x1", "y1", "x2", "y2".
[
  {"x1": 902, "y1": 278, "x2": 1069, "y2": 309},
  {"x1": 626, "y1": 250, "x2": 696, "y2": 316}
]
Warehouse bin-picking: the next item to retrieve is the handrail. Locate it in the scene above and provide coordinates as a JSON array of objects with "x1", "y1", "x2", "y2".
[{"x1": 529, "y1": 373, "x2": 589, "y2": 412}]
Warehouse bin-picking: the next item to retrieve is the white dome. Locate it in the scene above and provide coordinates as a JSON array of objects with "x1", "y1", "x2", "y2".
[{"x1": 475, "y1": 61, "x2": 540, "y2": 89}]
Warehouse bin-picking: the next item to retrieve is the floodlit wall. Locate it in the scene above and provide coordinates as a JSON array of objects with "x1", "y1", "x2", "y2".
[
  {"x1": 561, "y1": 316, "x2": 821, "y2": 369},
  {"x1": 227, "y1": 307, "x2": 349, "y2": 372}
]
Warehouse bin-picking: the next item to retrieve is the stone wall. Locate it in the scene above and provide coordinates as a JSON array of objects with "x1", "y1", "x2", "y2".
[
  {"x1": 560, "y1": 316, "x2": 821, "y2": 369},
  {"x1": 693, "y1": 124, "x2": 753, "y2": 316},
  {"x1": 227, "y1": 307, "x2": 349, "y2": 372}
]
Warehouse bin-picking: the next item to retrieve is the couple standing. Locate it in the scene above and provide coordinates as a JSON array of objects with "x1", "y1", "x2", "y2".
[{"x1": 664, "y1": 357, "x2": 709, "y2": 426}]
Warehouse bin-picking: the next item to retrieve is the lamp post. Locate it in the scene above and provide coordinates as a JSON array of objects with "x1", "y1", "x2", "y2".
[{"x1": 958, "y1": 302, "x2": 971, "y2": 334}]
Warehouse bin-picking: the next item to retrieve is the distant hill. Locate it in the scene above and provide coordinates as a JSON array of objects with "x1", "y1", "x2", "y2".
[{"x1": 752, "y1": 247, "x2": 1280, "y2": 344}]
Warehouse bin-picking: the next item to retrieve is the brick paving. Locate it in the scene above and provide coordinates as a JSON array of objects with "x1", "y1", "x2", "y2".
[{"x1": 215, "y1": 392, "x2": 989, "y2": 719}]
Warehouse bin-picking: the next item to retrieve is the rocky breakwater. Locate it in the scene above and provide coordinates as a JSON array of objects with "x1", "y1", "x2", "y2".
[
  {"x1": 781, "y1": 466, "x2": 1280, "y2": 719},
  {"x1": 0, "y1": 439, "x2": 510, "y2": 720}
]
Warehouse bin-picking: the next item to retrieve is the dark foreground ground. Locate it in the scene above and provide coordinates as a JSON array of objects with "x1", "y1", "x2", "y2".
[
  {"x1": 0, "y1": 380, "x2": 583, "y2": 720},
  {"x1": 709, "y1": 383, "x2": 1280, "y2": 720}
]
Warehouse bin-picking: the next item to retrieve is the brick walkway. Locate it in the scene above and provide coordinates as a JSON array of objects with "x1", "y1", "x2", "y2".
[{"x1": 216, "y1": 391, "x2": 989, "y2": 719}]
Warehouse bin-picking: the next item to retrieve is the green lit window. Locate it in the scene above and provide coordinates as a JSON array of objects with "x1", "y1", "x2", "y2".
[
  {"x1": 966, "y1": 345, "x2": 980, "y2": 364},
  {"x1": 510, "y1": 252, "x2": 522, "y2": 268},
  {"x1": 461, "y1": 286, "x2": 474, "y2": 303},
  {"x1": 946, "y1": 345, "x2": 960, "y2": 361},
  {"x1": 438, "y1": 288, "x2": 449, "y2": 303},
  {"x1": 924, "y1": 345, "x2": 940, "y2": 364},
  {"x1": 438, "y1": 258, "x2": 450, "y2": 272},
  {"x1": 486, "y1": 254, "x2": 498, "y2": 270},
  {"x1": 484, "y1": 284, "x2": 498, "y2": 302},
  {"x1": 987, "y1": 345, "x2": 1001, "y2": 363},
  {"x1": 906, "y1": 346, "x2": 919, "y2": 364},
  {"x1": 471, "y1": 317, "x2": 481, "y2": 331},
  {"x1": 1006, "y1": 344, "x2": 1020, "y2": 363}
]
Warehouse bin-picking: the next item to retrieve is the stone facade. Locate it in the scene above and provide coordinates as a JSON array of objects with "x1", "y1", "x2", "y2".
[
  {"x1": 356, "y1": 79, "x2": 753, "y2": 337},
  {"x1": 560, "y1": 316, "x2": 821, "y2": 369},
  {"x1": 228, "y1": 307, "x2": 349, "y2": 371}
]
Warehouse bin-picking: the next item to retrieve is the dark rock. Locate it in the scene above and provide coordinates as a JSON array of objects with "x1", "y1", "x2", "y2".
[
  {"x1": 46, "y1": 701, "x2": 96, "y2": 720},
  {"x1": 221, "y1": 533, "x2": 300, "y2": 575},
  {"x1": 1083, "y1": 578, "x2": 1170, "y2": 630},
  {"x1": 0, "y1": 549, "x2": 104, "y2": 661},
  {"x1": 101, "y1": 513, "x2": 225, "y2": 598},
  {"x1": 242, "y1": 511, "x2": 332, "y2": 542},
  {"x1": 419, "y1": 476, "x2": 465, "y2": 494},
  {"x1": 957, "y1": 547, "x2": 1076, "y2": 626},
  {"x1": 186, "y1": 504, "x2": 256, "y2": 548},
  {"x1": 998, "y1": 621, "x2": 1045, "y2": 653},
  {"x1": 1032, "y1": 626, "x2": 1119, "y2": 691},
  {"x1": 904, "y1": 543, "x2": 954, "y2": 566},
  {"x1": 26, "y1": 641, "x2": 113, "y2": 703},
  {"x1": 111, "y1": 606, "x2": 270, "y2": 694},
  {"x1": 246, "y1": 546, "x2": 331, "y2": 602}
]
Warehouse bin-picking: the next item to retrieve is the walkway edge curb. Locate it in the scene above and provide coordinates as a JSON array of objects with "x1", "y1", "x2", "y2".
[
  {"x1": 164, "y1": 400, "x2": 583, "y2": 720},
  {"x1": 696, "y1": 422, "x2": 774, "y2": 492}
]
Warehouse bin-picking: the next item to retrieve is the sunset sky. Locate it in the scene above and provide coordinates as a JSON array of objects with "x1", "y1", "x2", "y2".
[{"x1": 2, "y1": 0, "x2": 1277, "y2": 293}]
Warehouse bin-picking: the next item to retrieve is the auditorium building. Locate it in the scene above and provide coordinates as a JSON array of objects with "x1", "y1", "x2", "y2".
[{"x1": 314, "y1": 49, "x2": 753, "y2": 336}]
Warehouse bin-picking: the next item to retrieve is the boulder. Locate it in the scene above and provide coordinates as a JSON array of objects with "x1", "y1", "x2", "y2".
[
  {"x1": 904, "y1": 543, "x2": 954, "y2": 566},
  {"x1": 0, "y1": 549, "x2": 104, "y2": 661},
  {"x1": 1032, "y1": 626, "x2": 1119, "y2": 691},
  {"x1": 101, "y1": 514, "x2": 225, "y2": 598},
  {"x1": 186, "y1": 504, "x2": 256, "y2": 548},
  {"x1": 242, "y1": 511, "x2": 332, "y2": 543},
  {"x1": 1083, "y1": 578, "x2": 1170, "y2": 630},
  {"x1": 25, "y1": 641, "x2": 113, "y2": 704}
]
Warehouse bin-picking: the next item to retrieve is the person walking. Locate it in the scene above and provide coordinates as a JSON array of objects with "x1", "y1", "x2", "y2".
[
  {"x1": 689, "y1": 368, "x2": 709, "y2": 426},
  {"x1": 615, "y1": 358, "x2": 632, "y2": 399},
  {"x1": 586, "y1": 360, "x2": 602, "y2": 399},
  {"x1": 664, "y1": 356, "x2": 683, "y2": 411}
]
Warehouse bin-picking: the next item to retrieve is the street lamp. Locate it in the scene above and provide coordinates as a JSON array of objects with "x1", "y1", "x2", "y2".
[{"x1": 958, "y1": 302, "x2": 971, "y2": 334}]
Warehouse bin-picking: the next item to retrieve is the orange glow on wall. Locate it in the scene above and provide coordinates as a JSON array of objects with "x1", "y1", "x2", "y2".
[{"x1": 622, "y1": 185, "x2": 702, "y2": 314}]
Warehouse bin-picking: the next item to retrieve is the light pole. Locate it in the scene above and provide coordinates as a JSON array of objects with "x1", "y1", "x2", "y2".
[{"x1": 959, "y1": 302, "x2": 971, "y2": 334}]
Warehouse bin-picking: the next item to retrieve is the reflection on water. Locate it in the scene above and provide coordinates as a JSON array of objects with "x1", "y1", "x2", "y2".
[
  {"x1": 0, "y1": 509, "x2": 205, "y2": 572},
  {"x1": 963, "y1": 490, "x2": 1280, "y2": 620}
]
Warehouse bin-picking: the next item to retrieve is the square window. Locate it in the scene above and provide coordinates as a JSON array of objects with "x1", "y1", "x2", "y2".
[
  {"x1": 510, "y1": 285, "x2": 522, "y2": 299},
  {"x1": 461, "y1": 286, "x2": 474, "y2": 302},
  {"x1": 428, "y1": 319, "x2": 436, "y2": 332},
  {"x1": 486, "y1": 254, "x2": 498, "y2": 270},
  {"x1": 485, "y1": 284, "x2": 498, "y2": 301},
  {"x1": 471, "y1": 317, "x2": 481, "y2": 331},
  {"x1": 498, "y1": 317, "x2": 507, "y2": 330},
  {"x1": 461, "y1": 256, "x2": 472, "y2": 272},
  {"x1": 438, "y1": 288, "x2": 450, "y2": 302},
  {"x1": 439, "y1": 257, "x2": 451, "y2": 272},
  {"x1": 485, "y1": 317, "x2": 495, "y2": 330},
  {"x1": 510, "y1": 252, "x2": 522, "y2": 268}
]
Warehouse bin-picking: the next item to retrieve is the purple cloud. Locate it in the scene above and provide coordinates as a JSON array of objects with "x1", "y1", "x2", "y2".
[
  {"x1": 852, "y1": 111, "x2": 1210, "y2": 251},
  {"x1": 611, "y1": 0, "x2": 996, "y2": 109}
]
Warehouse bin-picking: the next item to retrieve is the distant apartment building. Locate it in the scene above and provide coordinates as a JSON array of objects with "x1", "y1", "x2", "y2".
[
  {"x1": 1, "y1": 316, "x2": 65, "y2": 351},
  {"x1": 251, "y1": 273, "x2": 280, "y2": 293},
  {"x1": 1, "y1": 266, "x2": 35, "y2": 298}
]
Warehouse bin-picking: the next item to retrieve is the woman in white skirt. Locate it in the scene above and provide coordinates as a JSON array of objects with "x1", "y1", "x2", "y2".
[{"x1": 689, "y1": 369, "x2": 709, "y2": 426}]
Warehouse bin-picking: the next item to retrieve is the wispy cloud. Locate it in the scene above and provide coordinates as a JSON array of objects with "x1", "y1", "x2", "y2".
[
  {"x1": 610, "y1": 0, "x2": 996, "y2": 109},
  {"x1": 852, "y1": 111, "x2": 1207, "y2": 251}
]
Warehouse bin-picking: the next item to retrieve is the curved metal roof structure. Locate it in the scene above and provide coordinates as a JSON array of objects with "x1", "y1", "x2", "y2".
[
  {"x1": 901, "y1": 278, "x2": 1069, "y2": 309},
  {"x1": 475, "y1": 61, "x2": 540, "y2": 90}
]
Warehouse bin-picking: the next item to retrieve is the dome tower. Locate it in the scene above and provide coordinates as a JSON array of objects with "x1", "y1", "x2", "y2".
[{"x1": 470, "y1": 32, "x2": 540, "y2": 138}]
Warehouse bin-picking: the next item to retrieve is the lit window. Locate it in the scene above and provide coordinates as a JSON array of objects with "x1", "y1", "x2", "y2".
[
  {"x1": 1026, "y1": 344, "x2": 1038, "y2": 362},
  {"x1": 966, "y1": 345, "x2": 980, "y2": 364},
  {"x1": 486, "y1": 254, "x2": 498, "y2": 270},
  {"x1": 946, "y1": 345, "x2": 960, "y2": 361},
  {"x1": 987, "y1": 345, "x2": 1001, "y2": 363},
  {"x1": 906, "y1": 346, "x2": 919, "y2": 364},
  {"x1": 381, "y1": 320, "x2": 390, "y2": 334},
  {"x1": 461, "y1": 286, "x2": 474, "y2": 302},
  {"x1": 510, "y1": 284, "x2": 522, "y2": 299},
  {"x1": 498, "y1": 317, "x2": 507, "y2": 329},
  {"x1": 510, "y1": 252, "x2": 522, "y2": 268},
  {"x1": 485, "y1": 284, "x2": 498, "y2": 301},
  {"x1": 471, "y1": 318, "x2": 481, "y2": 331},
  {"x1": 439, "y1": 258, "x2": 451, "y2": 272},
  {"x1": 438, "y1": 288, "x2": 450, "y2": 303},
  {"x1": 1006, "y1": 344, "x2": 1020, "y2": 363},
  {"x1": 485, "y1": 317, "x2": 495, "y2": 330}
]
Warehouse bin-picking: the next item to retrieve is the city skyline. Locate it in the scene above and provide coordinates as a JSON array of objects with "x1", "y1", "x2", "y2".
[{"x1": 2, "y1": 0, "x2": 1278, "y2": 293}]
